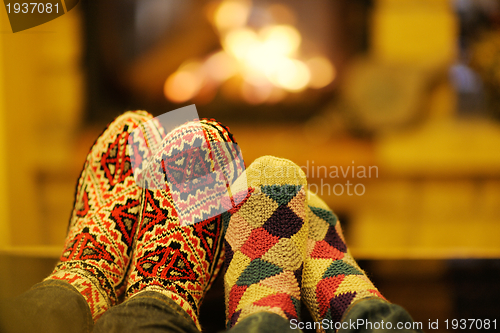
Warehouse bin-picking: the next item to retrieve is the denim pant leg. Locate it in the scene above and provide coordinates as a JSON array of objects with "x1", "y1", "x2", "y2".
[
  {"x1": 94, "y1": 291, "x2": 200, "y2": 333},
  {"x1": 337, "y1": 298, "x2": 424, "y2": 333},
  {"x1": 0, "y1": 279, "x2": 93, "y2": 333}
]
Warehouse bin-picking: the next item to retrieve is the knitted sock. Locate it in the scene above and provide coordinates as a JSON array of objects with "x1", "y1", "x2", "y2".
[
  {"x1": 224, "y1": 156, "x2": 308, "y2": 328},
  {"x1": 302, "y1": 191, "x2": 385, "y2": 329},
  {"x1": 125, "y1": 119, "x2": 241, "y2": 330},
  {"x1": 46, "y1": 111, "x2": 164, "y2": 320}
]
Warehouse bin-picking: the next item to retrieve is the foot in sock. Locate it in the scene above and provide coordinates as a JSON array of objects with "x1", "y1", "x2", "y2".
[
  {"x1": 125, "y1": 119, "x2": 241, "y2": 330},
  {"x1": 224, "y1": 156, "x2": 308, "y2": 328},
  {"x1": 46, "y1": 111, "x2": 164, "y2": 319},
  {"x1": 302, "y1": 191, "x2": 385, "y2": 328}
]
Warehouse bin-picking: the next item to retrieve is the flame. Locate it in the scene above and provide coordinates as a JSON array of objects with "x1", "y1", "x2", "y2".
[
  {"x1": 214, "y1": 0, "x2": 251, "y2": 31},
  {"x1": 164, "y1": 62, "x2": 203, "y2": 103},
  {"x1": 306, "y1": 56, "x2": 336, "y2": 89},
  {"x1": 165, "y1": 0, "x2": 335, "y2": 104}
]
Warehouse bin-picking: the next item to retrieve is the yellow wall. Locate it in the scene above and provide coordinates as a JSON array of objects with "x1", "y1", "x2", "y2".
[
  {"x1": 372, "y1": 0, "x2": 457, "y2": 67},
  {"x1": 0, "y1": 13, "x2": 10, "y2": 248},
  {"x1": 0, "y1": 6, "x2": 83, "y2": 251}
]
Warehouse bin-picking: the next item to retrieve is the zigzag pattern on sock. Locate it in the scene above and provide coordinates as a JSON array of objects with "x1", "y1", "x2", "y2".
[
  {"x1": 302, "y1": 191, "x2": 385, "y2": 329},
  {"x1": 126, "y1": 119, "x2": 238, "y2": 330},
  {"x1": 224, "y1": 156, "x2": 308, "y2": 328}
]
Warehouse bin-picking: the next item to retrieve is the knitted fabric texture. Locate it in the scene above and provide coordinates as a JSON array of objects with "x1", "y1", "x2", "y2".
[
  {"x1": 224, "y1": 156, "x2": 308, "y2": 328},
  {"x1": 302, "y1": 191, "x2": 385, "y2": 330},
  {"x1": 46, "y1": 111, "x2": 164, "y2": 320},
  {"x1": 125, "y1": 119, "x2": 240, "y2": 330}
]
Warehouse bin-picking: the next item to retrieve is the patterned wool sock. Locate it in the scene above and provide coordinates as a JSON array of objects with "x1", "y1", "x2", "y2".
[
  {"x1": 125, "y1": 119, "x2": 241, "y2": 330},
  {"x1": 46, "y1": 111, "x2": 165, "y2": 320},
  {"x1": 224, "y1": 156, "x2": 308, "y2": 328},
  {"x1": 302, "y1": 191, "x2": 385, "y2": 330}
]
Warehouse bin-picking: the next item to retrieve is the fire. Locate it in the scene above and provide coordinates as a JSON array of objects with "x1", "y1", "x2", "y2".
[{"x1": 164, "y1": 0, "x2": 335, "y2": 104}]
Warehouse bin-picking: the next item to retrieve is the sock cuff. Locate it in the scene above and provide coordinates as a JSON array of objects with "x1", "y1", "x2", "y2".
[{"x1": 46, "y1": 267, "x2": 112, "y2": 320}]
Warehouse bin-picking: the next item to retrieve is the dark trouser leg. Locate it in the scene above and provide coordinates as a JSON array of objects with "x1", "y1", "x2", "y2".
[
  {"x1": 0, "y1": 279, "x2": 93, "y2": 333},
  {"x1": 338, "y1": 299, "x2": 424, "y2": 333},
  {"x1": 227, "y1": 312, "x2": 299, "y2": 333},
  {"x1": 94, "y1": 291, "x2": 200, "y2": 333}
]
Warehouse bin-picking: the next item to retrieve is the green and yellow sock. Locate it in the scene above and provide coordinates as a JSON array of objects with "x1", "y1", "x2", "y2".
[
  {"x1": 302, "y1": 191, "x2": 385, "y2": 330},
  {"x1": 224, "y1": 156, "x2": 309, "y2": 328}
]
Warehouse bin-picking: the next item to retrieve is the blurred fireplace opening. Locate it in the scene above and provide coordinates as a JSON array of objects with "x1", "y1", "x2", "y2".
[{"x1": 80, "y1": 0, "x2": 372, "y2": 125}]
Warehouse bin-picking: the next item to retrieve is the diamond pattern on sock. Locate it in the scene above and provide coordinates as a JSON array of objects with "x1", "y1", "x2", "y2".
[
  {"x1": 260, "y1": 271, "x2": 301, "y2": 299},
  {"x1": 236, "y1": 259, "x2": 283, "y2": 286},
  {"x1": 263, "y1": 205, "x2": 304, "y2": 238},
  {"x1": 224, "y1": 156, "x2": 308, "y2": 328},
  {"x1": 46, "y1": 111, "x2": 164, "y2": 320},
  {"x1": 302, "y1": 191, "x2": 386, "y2": 329},
  {"x1": 237, "y1": 194, "x2": 279, "y2": 229},
  {"x1": 239, "y1": 227, "x2": 279, "y2": 260}
]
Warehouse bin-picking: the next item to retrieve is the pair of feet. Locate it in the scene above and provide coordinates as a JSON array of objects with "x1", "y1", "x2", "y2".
[
  {"x1": 47, "y1": 111, "x2": 384, "y2": 331},
  {"x1": 47, "y1": 112, "x2": 229, "y2": 329}
]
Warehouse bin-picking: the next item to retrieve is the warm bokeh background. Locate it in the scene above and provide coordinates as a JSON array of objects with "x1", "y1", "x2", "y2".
[{"x1": 1, "y1": 1, "x2": 499, "y2": 332}]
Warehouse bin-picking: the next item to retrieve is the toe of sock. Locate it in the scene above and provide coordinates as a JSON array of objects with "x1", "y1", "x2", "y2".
[{"x1": 245, "y1": 156, "x2": 307, "y2": 188}]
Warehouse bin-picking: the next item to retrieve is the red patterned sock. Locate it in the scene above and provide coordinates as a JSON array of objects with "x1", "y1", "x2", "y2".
[
  {"x1": 46, "y1": 111, "x2": 164, "y2": 320},
  {"x1": 125, "y1": 119, "x2": 242, "y2": 330}
]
